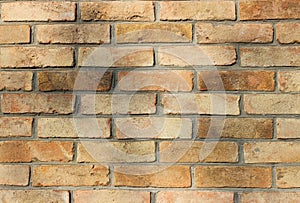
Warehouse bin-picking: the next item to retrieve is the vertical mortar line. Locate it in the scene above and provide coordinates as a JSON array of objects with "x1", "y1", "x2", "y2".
[
  {"x1": 155, "y1": 141, "x2": 160, "y2": 163},
  {"x1": 191, "y1": 117, "x2": 198, "y2": 140},
  {"x1": 73, "y1": 141, "x2": 78, "y2": 163},
  {"x1": 109, "y1": 164, "x2": 114, "y2": 187},
  {"x1": 238, "y1": 142, "x2": 245, "y2": 164},
  {"x1": 76, "y1": 1, "x2": 81, "y2": 23},
  {"x1": 273, "y1": 117, "x2": 277, "y2": 140},
  {"x1": 239, "y1": 94, "x2": 246, "y2": 116},
  {"x1": 235, "y1": 0, "x2": 240, "y2": 21},
  {"x1": 32, "y1": 116, "x2": 38, "y2": 140},
  {"x1": 111, "y1": 24, "x2": 116, "y2": 45},
  {"x1": 274, "y1": 69, "x2": 280, "y2": 93},
  {"x1": 156, "y1": 93, "x2": 163, "y2": 115},
  {"x1": 31, "y1": 24, "x2": 37, "y2": 45},
  {"x1": 234, "y1": 192, "x2": 242, "y2": 203},
  {"x1": 272, "y1": 165, "x2": 277, "y2": 188},
  {"x1": 32, "y1": 70, "x2": 38, "y2": 92},
  {"x1": 73, "y1": 94, "x2": 81, "y2": 115},
  {"x1": 150, "y1": 191, "x2": 157, "y2": 203},
  {"x1": 111, "y1": 116, "x2": 116, "y2": 139},
  {"x1": 192, "y1": 23, "x2": 197, "y2": 44},
  {"x1": 190, "y1": 165, "x2": 195, "y2": 188},
  {"x1": 154, "y1": 1, "x2": 160, "y2": 22},
  {"x1": 236, "y1": 45, "x2": 241, "y2": 68},
  {"x1": 272, "y1": 21, "x2": 278, "y2": 45},
  {"x1": 70, "y1": 190, "x2": 74, "y2": 203}
]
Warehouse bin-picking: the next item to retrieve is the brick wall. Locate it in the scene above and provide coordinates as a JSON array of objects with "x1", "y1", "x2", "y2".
[{"x1": 0, "y1": 0, "x2": 299, "y2": 202}]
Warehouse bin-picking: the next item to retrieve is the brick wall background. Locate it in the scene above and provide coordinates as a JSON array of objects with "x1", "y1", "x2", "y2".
[{"x1": 0, "y1": 0, "x2": 299, "y2": 202}]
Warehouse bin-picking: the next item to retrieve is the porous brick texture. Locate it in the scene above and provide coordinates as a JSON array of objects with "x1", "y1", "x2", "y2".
[{"x1": 0, "y1": 0, "x2": 299, "y2": 202}]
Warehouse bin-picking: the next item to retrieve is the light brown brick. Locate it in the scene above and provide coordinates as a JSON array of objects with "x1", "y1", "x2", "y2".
[
  {"x1": 38, "y1": 118, "x2": 110, "y2": 138},
  {"x1": 277, "y1": 118, "x2": 300, "y2": 139},
  {"x1": 162, "y1": 94, "x2": 240, "y2": 115},
  {"x1": 116, "y1": 23, "x2": 192, "y2": 43},
  {"x1": 37, "y1": 24, "x2": 110, "y2": 44},
  {"x1": 1, "y1": 2, "x2": 76, "y2": 21},
  {"x1": 0, "y1": 117, "x2": 32, "y2": 138},
  {"x1": 196, "y1": 23, "x2": 273, "y2": 43},
  {"x1": 277, "y1": 167, "x2": 300, "y2": 188},
  {"x1": 114, "y1": 165, "x2": 191, "y2": 187},
  {"x1": 0, "y1": 25, "x2": 30, "y2": 44},
  {"x1": 160, "y1": 1, "x2": 235, "y2": 21},
  {"x1": 240, "y1": 47, "x2": 300, "y2": 67},
  {"x1": 118, "y1": 70, "x2": 193, "y2": 91},
  {"x1": 0, "y1": 47, "x2": 74, "y2": 68},
  {"x1": 32, "y1": 165, "x2": 109, "y2": 186},
  {"x1": 81, "y1": 94, "x2": 156, "y2": 115},
  {"x1": 279, "y1": 71, "x2": 300, "y2": 92},
  {"x1": 158, "y1": 46, "x2": 236, "y2": 66},
  {"x1": 0, "y1": 71, "x2": 32, "y2": 91},
  {"x1": 242, "y1": 192, "x2": 300, "y2": 203},
  {"x1": 276, "y1": 22, "x2": 300, "y2": 44},
  {"x1": 81, "y1": 2, "x2": 154, "y2": 21},
  {"x1": 244, "y1": 94, "x2": 300, "y2": 114},
  {"x1": 159, "y1": 141, "x2": 238, "y2": 163},
  {"x1": 0, "y1": 165, "x2": 29, "y2": 186},
  {"x1": 198, "y1": 70, "x2": 275, "y2": 91},
  {"x1": 195, "y1": 166, "x2": 272, "y2": 188}
]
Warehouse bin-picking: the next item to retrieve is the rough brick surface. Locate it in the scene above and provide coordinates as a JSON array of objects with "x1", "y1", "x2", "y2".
[
  {"x1": 279, "y1": 71, "x2": 300, "y2": 92},
  {"x1": 276, "y1": 22, "x2": 300, "y2": 44},
  {"x1": 0, "y1": 117, "x2": 32, "y2": 137},
  {"x1": 242, "y1": 192, "x2": 300, "y2": 203},
  {"x1": 0, "y1": 165, "x2": 29, "y2": 186},
  {"x1": 277, "y1": 118, "x2": 300, "y2": 139},
  {"x1": 0, "y1": 25, "x2": 30, "y2": 44},
  {"x1": 277, "y1": 167, "x2": 300, "y2": 188},
  {"x1": 0, "y1": 71, "x2": 32, "y2": 91}
]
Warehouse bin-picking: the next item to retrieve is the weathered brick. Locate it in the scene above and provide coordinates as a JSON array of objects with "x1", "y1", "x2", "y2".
[
  {"x1": 0, "y1": 47, "x2": 74, "y2": 68},
  {"x1": 0, "y1": 25, "x2": 30, "y2": 44},
  {"x1": 37, "y1": 24, "x2": 110, "y2": 44},
  {"x1": 244, "y1": 94, "x2": 300, "y2": 114},
  {"x1": 159, "y1": 141, "x2": 238, "y2": 163},
  {"x1": 279, "y1": 71, "x2": 300, "y2": 92},
  {"x1": 0, "y1": 117, "x2": 32, "y2": 138},
  {"x1": 160, "y1": 1, "x2": 235, "y2": 21},
  {"x1": 158, "y1": 46, "x2": 236, "y2": 66},
  {"x1": 198, "y1": 70, "x2": 275, "y2": 91},
  {"x1": 32, "y1": 165, "x2": 109, "y2": 186},
  {"x1": 198, "y1": 117, "x2": 273, "y2": 139},
  {"x1": 80, "y1": 2, "x2": 154, "y2": 21},
  {"x1": 196, "y1": 23, "x2": 273, "y2": 43},
  {"x1": 78, "y1": 47, "x2": 153, "y2": 67},
  {"x1": 116, "y1": 23, "x2": 192, "y2": 43},
  {"x1": 0, "y1": 141, "x2": 73, "y2": 162},
  {"x1": 277, "y1": 167, "x2": 300, "y2": 188},
  {"x1": 116, "y1": 117, "x2": 192, "y2": 139},
  {"x1": 0, "y1": 71, "x2": 32, "y2": 91},
  {"x1": 195, "y1": 166, "x2": 272, "y2": 188},
  {"x1": 277, "y1": 118, "x2": 300, "y2": 139},
  {"x1": 81, "y1": 94, "x2": 156, "y2": 115},
  {"x1": 38, "y1": 118, "x2": 110, "y2": 138},
  {"x1": 114, "y1": 165, "x2": 191, "y2": 187},
  {"x1": 38, "y1": 71, "x2": 112, "y2": 91},
  {"x1": 118, "y1": 70, "x2": 193, "y2": 91},
  {"x1": 162, "y1": 94, "x2": 240, "y2": 115},
  {"x1": 240, "y1": 47, "x2": 300, "y2": 67},
  {"x1": 242, "y1": 192, "x2": 300, "y2": 203},
  {"x1": 1, "y1": 93, "x2": 74, "y2": 114},
  {"x1": 276, "y1": 22, "x2": 300, "y2": 44},
  {"x1": 0, "y1": 165, "x2": 29, "y2": 186},
  {"x1": 1, "y1": 2, "x2": 76, "y2": 21}
]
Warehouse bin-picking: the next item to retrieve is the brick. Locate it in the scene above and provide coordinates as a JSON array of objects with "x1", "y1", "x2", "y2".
[
  {"x1": 38, "y1": 118, "x2": 110, "y2": 138},
  {"x1": 38, "y1": 71, "x2": 112, "y2": 91},
  {"x1": 279, "y1": 71, "x2": 300, "y2": 92},
  {"x1": 81, "y1": 94, "x2": 156, "y2": 115},
  {"x1": 244, "y1": 142, "x2": 300, "y2": 163},
  {"x1": 74, "y1": 190, "x2": 150, "y2": 203},
  {"x1": 160, "y1": 1, "x2": 235, "y2": 21},
  {"x1": 0, "y1": 141, "x2": 73, "y2": 162},
  {"x1": 156, "y1": 191, "x2": 234, "y2": 203},
  {"x1": 77, "y1": 141, "x2": 155, "y2": 163},
  {"x1": 80, "y1": 2, "x2": 154, "y2": 21},
  {"x1": 1, "y1": 93, "x2": 74, "y2": 114},
  {"x1": 195, "y1": 166, "x2": 272, "y2": 188},
  {"x1": 114, "y1": 165, "x2": 191, "y2": 187},
  {"x1": 0, "y1": 117, "x2": 32, "y2": 138},
  {"x1": 78, "y1": 47, "x2": 153, "y2": 67},
  {"x1": 116, "y1": 117, "x2": 192, "y2": 139},
  {"x1": 37, "y1": 24, "x2": 110, "y2": 44},
  {"x1": 244, "y1": 94, "x2": 300, "y2": 114},
  {"x1": 118, "y1": 70, "x2": 193, "y2": 91},
  {"x1": 32, "y1": 165, "x2": 109, "y2": 186},
  {"x1": 242, "y1": 192, "x2": 300, "y2": 203},
  {"x1": 277, "y1": 118, "x2": 300, "y2": 139},
  {"x1": 158, "y1": 46, "x2": 236, "y2": 66},
  {"x1": 0, "y1": 25, "x2": 30, "y2": 44},
  {"x1": 240, "y1": 47, "x2": 300, "y2": 67},
  {"x1": 162, "y1": 94, "x2": 240, "y2": 115},
  {"x1": 0, "y1": 165, "x2": 29, "y2": 186},
  {"x1": 0, "y1": 71, "x2": 32, "y2": 91},
  {"x1": 277, "y1": 167, "x2": 300, "y2": 188},
  {"x1": 116, "y1": 23, "x2": 192, "y2": 43},
  {"x1": 198, "y1": 70, "x2": 275, "y2": 91},
  {"x1": 240, "y1": 0, "x2": 300, "y2": 20},
  {"x1": 276, "y1": 22, "x2": 300, "y2": 44},
  {"x1": 198, "y1": 117, "x2": 273, "y2": 139},
  {"x1": 0, "y1": 47, "x2": 74, "y2": 68},
  {"x1": 1, "y1": 2, "x2": 76, "y2": 21},
  {"x1": 159, "y1": 141, "x2": 238, "y2": 163},
  {"x1": 196, "y1": 23, "x2": 273, "y2": 43}
]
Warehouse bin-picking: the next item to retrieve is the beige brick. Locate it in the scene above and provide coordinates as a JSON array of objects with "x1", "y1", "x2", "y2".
[
  {"x1": 37, "y1": 24, "x2": 110, "y2": 44},
  {"x1": 0, "y1": 71, "x2": 32, "y2": 91},
  {"x1": 276, "y1": 22, "x2": 300, "y2": 44},
  {"x1": 32, "y1": 165, "x2": 109, "y2": 186},
  {"x1": 116, "y1": 23, "x2": 192, "y2": 43},
  {"x1": 0, "y1": 165, "x2": 29, "y2": 186},
  {"x1": 158, "y1": 46, "x2": 236, "y2": 66},
  {"x1": 242, "y1": 192, "x2": 300, "y2": 203},
  {"x1": 0, "y1": 117, "x2": 32, "y2": 138},
  {"x1": 118, "y1": 70, "x2": 193, "y2": 91},
  {"x1": 0, "y1": 47, "x2": 74, "y2": 68},
  {"x1": 81, "y1": 2, "x2": 154, "y2": 21},
  {"x1": 1, "y1": 2, "x2": 76, "y2": 21},
  {"x1": 160, "y1": 1, "x2": 235, "y2": 20},
  {"x1": 279, "y1": 71, "x2": 300, "y2": 92},
  {"x1": 0, "y1": 25, "x2": 30, "y2": 44},
  {"x1": 244, "y1": 94, "x2": 300, "y2": 114},
  {"x1": 195, "y1": 166, "x2": 272, "y2": 188},
  {"x1": 277, "y1": 167, "x2": 300, "y2": 188},
  {"x1": 162, "y1": 94, "x2": 240, "y2": 115},
  {"x1": 277, "y1": 118, "x2": 300, "y2": 139}
]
